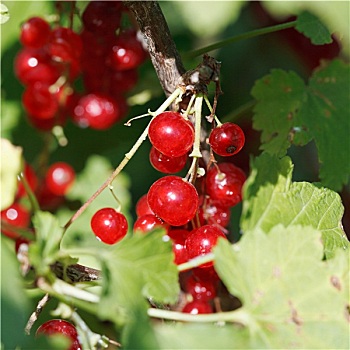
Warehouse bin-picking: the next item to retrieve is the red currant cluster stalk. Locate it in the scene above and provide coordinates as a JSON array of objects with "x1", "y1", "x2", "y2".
[
  {"x1": 15, "y1": 1, "x2": 148, "y2": 132},
  {"x1": 86, "y1": 55, "x2": 246, "y2": 314}
]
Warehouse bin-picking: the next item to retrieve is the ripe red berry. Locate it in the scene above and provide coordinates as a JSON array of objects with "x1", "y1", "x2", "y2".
[
  {"x1": 91, "y1": 208, "x2": 128, "y2": 245},
  {"x1": 73, "y1": 93, "x2": 122, "y2": 129},
  {"x1": 185, "y1": 225, "x2": 226, "y2": 267},
  {"x1": 166, "y1": 229, "x2": 190, "y2": 265},
  {"x1": 147, "y1": 176, "x2": 199, "y2": 226},
  {"x1": 22, "y1": 83, "x2": 59, "y2": 120},
  {"x1": 135, "y1": 194, "x2": 154, "y2": 217},
  {"x1": 45, "y1": 162, "x2": 75, "y2": 196},
  {"x1": 107, "y1": 68, "x2": 138, "y2": 93},
  {"x1": 205, "y1": 163, "x2": 246, "y2": 207},
  {"x1": 14, "y1": 48, "x2": 61, "y2": 86},
  {"x1": 185, "y1": 274, "x2": 217, "y2": 301},
  {"x1": 133, "y1": 214, "x2": 168, "y2": 234},
  {"x1": 148, "y1": 112, "x2": 194, "y2": 157},
  {"x1": 198, "y1": 196, "x2": 231, "y2": 228},
  {"x1": 182, "y1": 300, "x2": 213, "y2": 314},
  {"x1": 209, "y1": 122, "x2": 245, "y2": 156},
  {"x1": 1, "y1": 203, "x2": 30, "y2": 240},
  {"x1": 36, "y1": 319, "x2": 81, "y2": 350},
  {"x1": 107, "y1": 30, "x2": 146, "y2": 71},
  {"x1": 20, "y1": 17, "x2": 51, "y2": 48},
  {"x1": 82, "y1": 1, "x2": 122, "y2": 35},
  {"x1": 149, "y1": 146, "x2": 187, "y2": 174}
]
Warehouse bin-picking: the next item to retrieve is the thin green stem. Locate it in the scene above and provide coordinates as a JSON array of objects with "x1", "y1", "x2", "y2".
[
  {"x1": 177, "y1": 253, "x2": 214, "y2": 272},
  {"x1": 63, "y1": 88, "x2": 183, "y2": 231},
  {"x1": 17, "y1": 172, "x2": 40, "y2": 212},
  {"x1": 37, "y1": 277, "x2": 99, "y2": 315},
  {"x1": 147, "y1": 307, "x2": 250, "y2": 326},
  {"x1": 186, "y1": 20, "x2": 297, "y2": 58}
]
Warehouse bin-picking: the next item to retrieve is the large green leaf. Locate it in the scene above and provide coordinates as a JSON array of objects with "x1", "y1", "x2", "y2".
[
  {"x1": 251, "y1": 59, "x2": 350, "y2": 191},
  {"x1": 241, "y1": 153, "x2": 348, "y2": 258},
  {"x1": 214, "y1": 226, "x2": 349, "y2": 349},
  {"x1": 97, "y1": 230, "x2": 179, "y2": 325}
]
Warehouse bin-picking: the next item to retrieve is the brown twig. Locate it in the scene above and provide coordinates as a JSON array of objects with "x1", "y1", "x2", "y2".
[{"x1": 123, "y1": 1, "x2": 186, "y2": 97}]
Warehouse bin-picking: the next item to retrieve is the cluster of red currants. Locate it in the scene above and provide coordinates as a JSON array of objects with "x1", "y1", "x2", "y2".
[
  {"x1": 1, "y1": 162, "x2": 75, "y2": 244},
  {"x1": 90, "y1": 110, "x2": 246, "y2": 314},
  {"x1": 15, "y1": 1, "x2": 148, "y2": 131}
]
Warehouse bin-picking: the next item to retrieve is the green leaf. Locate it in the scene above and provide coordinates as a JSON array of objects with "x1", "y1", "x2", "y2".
[
  {"x1": 296, "y1": 11, "x2": 333, "y2": 45},
  {"x1": 97, "y1": 230, "x2": 179, "y2": 325},
  {"x1": 214, "y1": 226, "x2": 349, "y2": 349},
  {"x1": 252, "y1": 59, "x2": 350, "y2": 190},
  {"x1": 0, "y1": 138, "x2": 23, "y2": 210},
  {"x1": 299, "y1": 59, "x2": 350, "y2": 190},
  {"x1": 251, "y1": 69, "x2": 306, "y2": 156},
  {"x1": 154, "y1": 322, "x2": 250, "y2": 349},
  {"x1": 241, "y1": 153, "x2": 348, "y2": 258},
  {"x1": 29, "y1": 211, "x2": 76, "y2": 276}
]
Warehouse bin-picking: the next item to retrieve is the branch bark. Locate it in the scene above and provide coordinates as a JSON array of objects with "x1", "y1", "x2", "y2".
[{"x1": 123, "y1": 1, "x2": 186, "y2": 97}]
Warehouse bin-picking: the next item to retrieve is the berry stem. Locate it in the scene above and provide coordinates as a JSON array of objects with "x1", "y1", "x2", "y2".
[
  {"x1": 37, "y1": 277, "x2": 100, "y2": 311},
  {"x1": 25, "y1": 293, "x2": 51, "y2": 335},
  {"x1": 18, "y1": 171, "x2": 40, "y2": 212},
  {"x1": 63, "y1": 88, "x2": 182, "y2": 231},
  {"x1": 189, "y1": 94, "x2": 203, "y2": 158},
  {"x1": 177, "y1": 252, "x2": 215, "y2": 271},
  {"x1": 182, "y1": 93, "x2": 196, "y2": 120},
  {"x1": 147, "y1": 307, "x2": 250, "y2": 326},
  {"x1": 204, "y1": 95, "x2": 222, "y2": 126}
]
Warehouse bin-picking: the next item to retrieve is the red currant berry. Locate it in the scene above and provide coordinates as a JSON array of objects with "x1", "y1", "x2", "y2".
[
  {"x1": 91, "y1": 208, "x2": 128, "y2": 245},
  {"x1": 185, "y1": 225, "x2": 226, "y2": 267},
  {"x1": 182, "y1": 300, "x2": 213, "y2": 314},
  {"x1": 49, "y1": 27, "x2": 83, "y2": 62},
  {"x1": 209, "y1": 122, "x2": 245, "y2": 157},
  {"x1": 45, "y1": 162, "x2": 75, "y2": 196},
  {"x1": 107, "y1": 30, "x2": 146, "y2": 71},
  {"x1": 36, "y1": 319, "x2": 81, "y2": 350},
  {"x1": 82, "y1": 1, "x2": 122, "y2": 35},
  {"x1": 107, "y1": 68, "x2": 138, "y2": 93},
  {"x1": 205, "y1": 163, "x2": 246, "y2": 207},
  {"x1": 166, "y1": 229, "x2": 190, "y2": 265},
  {"x1": 20, "y1": 17, "x2": 51, "y2": 49},
  {"x1": 147, "y1": 176, "x2": 199, "y2": 226},
  {"x1": 198, "y1": 196, "x2": 231, "y2": 228},
  {"x1": 192, "y1": 265, "x2": 220, "y2": 282},
  {"x1": 133, "y1": 214, "x2": 168, "y2": 234},
  {"x1": 14, "y1": 48, "x2": 62, "y2": 86},
  {"x1": 135, "y1": 194, "x2": 154, "y2": 217},
  {"x1": 148, "y1": 112, "x2": 194, "y2": 157},
  {"x1": 22, "y1": 83, "x2": 59, "y2": 120},
  {"x1": 1, "y1": 203, "x2": 30, "y2": 239},
  {"x1": 185, "y1": 274, "x2": 217, "y2": 301},
  {"x1": 73, "y1": 93, "x2": 122, "y2": 129},
  {"x1": 149, "y1": 146, "x2": 187, "y2": 174}
]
